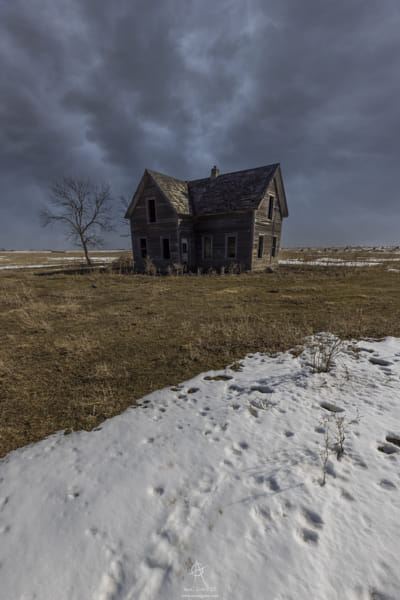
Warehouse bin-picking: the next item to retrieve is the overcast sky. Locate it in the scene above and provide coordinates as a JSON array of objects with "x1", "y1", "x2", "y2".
[{"x1": 1, "y1": 0, "x2": 399, "y2": 249}]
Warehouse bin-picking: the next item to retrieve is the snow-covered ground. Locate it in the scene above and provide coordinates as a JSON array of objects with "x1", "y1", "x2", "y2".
[
  {"x1": 0, "y1": 256, "x2": 117, "y2": 270},
  {"x1": 279, "y1": 257, "x2": 400, "y2": 267},
  {"x1": 0, "y1": 336, "x2": 399, "y2": 600}
]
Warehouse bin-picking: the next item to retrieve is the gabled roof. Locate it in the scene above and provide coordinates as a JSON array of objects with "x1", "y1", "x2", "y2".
[
  {"x1": 125, "y1": 163, "x2": 288, "y2": 218},
  {"x1": 146, "y1": 169, "x2": 191, "y2": 215},
  {"x1": 189, "y1": 164, "x2": 280, "y2": 215}
]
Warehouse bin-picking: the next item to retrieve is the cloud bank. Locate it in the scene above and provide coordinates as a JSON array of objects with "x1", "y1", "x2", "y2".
[{"x1": 1, "y1": 0, "x2": 399, "y2": 248}]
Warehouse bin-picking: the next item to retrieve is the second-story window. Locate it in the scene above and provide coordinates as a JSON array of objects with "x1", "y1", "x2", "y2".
[
  {"x1": 268, "y1": 196, "x2": 274, "y2": 220},
  {"x1": 148, "y1": 199, "x2": 156, "y2": 223}
]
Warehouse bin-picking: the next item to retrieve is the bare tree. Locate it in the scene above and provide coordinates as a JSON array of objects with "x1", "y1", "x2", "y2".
[{"x1": 41, "y1": 177, "x2": 114, "y2": 266}]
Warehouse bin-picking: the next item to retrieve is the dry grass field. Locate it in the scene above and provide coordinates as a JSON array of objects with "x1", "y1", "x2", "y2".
[{"x1": 1, "y1": 247, "x2": 400, "y2": 458}]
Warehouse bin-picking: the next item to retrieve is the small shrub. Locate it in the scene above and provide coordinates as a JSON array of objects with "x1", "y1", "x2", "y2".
[
  {"x1": 145, "y1": 256, "x2": 157, "y2": 276},
  {"x1": 110, "y1": 254, "x2": 134, "y2": 274},
  {"x1": 307, "y1": 333, "x2": 343, "y2": 373},
  {"x1": 173, "y1": 263, "x2": 185, "y2": 276},
  {"x1": 228, "y1": 262, "x2": 239, "y2": 274}
]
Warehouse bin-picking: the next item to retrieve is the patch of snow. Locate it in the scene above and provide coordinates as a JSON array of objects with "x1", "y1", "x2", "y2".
[
  {"x1": 0, "y1": 337, "x2": 399, "y2": 599},
  {"x1": 0, "y1": 264, "x2": 66, "y2": 270},
  {"x1": 46, "y1": 257, "x2": 116, "y2": 262},
  {"x1": 0, "y1": 257, "x2": 116, "y2": 270},
  {"x1": 279, "y1": 257, "x2": 400, "y2": 267}
]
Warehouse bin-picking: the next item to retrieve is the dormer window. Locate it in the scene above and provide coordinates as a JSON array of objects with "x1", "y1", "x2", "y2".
[
  {"x1": 268, "y1": 196, "x2": 274, "y2": 220},
  {"x1": 147, "y1": 199, "x2": 156, "y2": 223}
]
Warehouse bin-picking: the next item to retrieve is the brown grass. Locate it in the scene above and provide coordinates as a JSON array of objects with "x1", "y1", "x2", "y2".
[{"x1": 1, "y1": 248, "x2": 400, "y2": 457}]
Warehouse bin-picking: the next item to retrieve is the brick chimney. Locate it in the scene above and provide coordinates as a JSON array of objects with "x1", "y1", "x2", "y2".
[{"x1": 210, "y1": 165, "x2": 219, "y2": 179}]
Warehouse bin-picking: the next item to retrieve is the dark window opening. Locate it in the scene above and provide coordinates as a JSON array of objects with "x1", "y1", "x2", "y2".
[
  {"x1": 271, "y1": 236, "x2": 278, "y2": 257},
  {"x1": 182, "y1": 241, "x2": 188, "y2": 254},
  {"x1": 268, "y1": 196, "x2": 274, "y2": 220},
  {"x1": 203, "y1": 236, "x2": 212, "y2": 259},
  {"x1": 257, "y1": 235, "x2": 264, "y2": 258},
  {"x1": 227, "y1": 235, "x2": 236, "y2": 258},
  {"x1": 148, "y1": 199, "x2": 156, "y2": 223},
  {"x1": 162, "y1": 238, "x2": 170, "y2": 259},
  {"x1": 140, "y1": 238, "x2": 147, "y2": 258}
]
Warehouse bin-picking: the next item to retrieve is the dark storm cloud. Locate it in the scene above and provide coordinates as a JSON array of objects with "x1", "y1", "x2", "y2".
[{"x1": 1, "y1": 0, "x2": 399, "y2": 249}]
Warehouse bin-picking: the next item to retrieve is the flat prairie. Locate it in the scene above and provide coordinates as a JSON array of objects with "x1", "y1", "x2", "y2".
[{"x1": 1, "y1": 247, "x2": 400, "y2": 457}]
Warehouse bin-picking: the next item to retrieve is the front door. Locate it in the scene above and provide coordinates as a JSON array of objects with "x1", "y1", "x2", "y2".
[{"x1": 181, "y1": 237, "x2": 189, "y2": 264}]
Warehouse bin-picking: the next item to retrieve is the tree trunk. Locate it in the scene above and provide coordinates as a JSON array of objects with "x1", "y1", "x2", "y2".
[{"x1": 80, "y1": 236, "x2": 92, "y2": 266}]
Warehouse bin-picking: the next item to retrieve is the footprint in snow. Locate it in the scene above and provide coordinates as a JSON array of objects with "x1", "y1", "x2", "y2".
[
  {"x1": 0, "y1": 496, "x2": 9, "y2": 511},
  {"x1": 267, "y1": 476, "x2": 280, "y2": 492},
  {"x1": 369, "y1": 357, "x2": 393, "y2": 366},
  {"x1": 301, "y1": 507, "x2": 323, "y2": 529},
  {"x1": 85, "y1": 528, "x2": 126, "y2": 600},
  {"x1": 224, "y1": 441, "x2": 247, "y2": 458},
  {"x1": 149, "y1": 486, "x2": 165, "y2": 496},
  {"x1": 368, "y1": 588, "x2": 396, "y2": 600},
  {"x1": 320, "y1": 401, "x2": 344, "y2": 413},
  {"x1": 385, "y1": 434, "x2": 400, "y2": 448},
  {"x1": 251, "y1": 504, "x2": 272, "y2": 530},
  {"x1": 340, "y1": 488, "x2": 355, "y2": 502},
  {"x1": 379, "y1": 479, "x2": 397, "y2": 490},
  {"x1": 96, "y1": 558, "x2": 124, "y2": 600},
  {"x1": 0, "y1": 524, "x2": 11, "y2": 534},
  {"x1": 377, "y1": 444, "x2": 398, "y2": 455},
  {"x1": 297, "y1": 528, "x2": 319, "y2": 545}
]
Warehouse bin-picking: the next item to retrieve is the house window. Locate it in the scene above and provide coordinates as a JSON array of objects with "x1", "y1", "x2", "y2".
[
  {"x1": 162, "y1": 238, "x2": 170, "y2": 259},
  {"x1": 203, "y1": 236, "x2": 213, "y2": 259},
  {"x1": 257, "y1": 235, "x2": 264, "y2": 258},
  {"x1": 139, "y1": 238, "x2": 147, "y2": 258},
  {"x1": 268, "y1": 196, "x2": 274, "y2": 220},
  {"x1": 226, "y1": 235, "x2": 237, "y2": 259},
  {"x1": 271, "y1": 236, "x2": 278, "y2": 257},
  {"x1": 148, "y1": 199, "x2": 156, "y2": 223}
]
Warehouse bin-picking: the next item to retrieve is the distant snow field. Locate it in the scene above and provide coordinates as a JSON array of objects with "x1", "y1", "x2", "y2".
[
  {"x1": 0, "y1": 253, "x2": 121, "y2": 270},
  {"x1": 0, "y1": 336, "x2": 399, "y2": 599},
  {"x1": 279, "y1": 257, "x2": 400, "y2": 267}
]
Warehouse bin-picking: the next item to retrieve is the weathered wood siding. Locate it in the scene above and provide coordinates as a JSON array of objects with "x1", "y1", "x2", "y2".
[
  {"x1": 252, "y1": 178, "x2": 283, "y2": 271},
  {"x1": 130, "y1": 176, "x2": 178, "y2": 271},
  {"x1": 194, "y1": 211, "x2": 254, "y2": 271},
  {"x1": 128, "y1": 169, "x2": 287, "y2": 273}
]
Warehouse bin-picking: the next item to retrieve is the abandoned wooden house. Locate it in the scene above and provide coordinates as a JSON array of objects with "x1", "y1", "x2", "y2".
[{"x1": 125, "y1": 163, "x2": 288, "y2": 272}]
